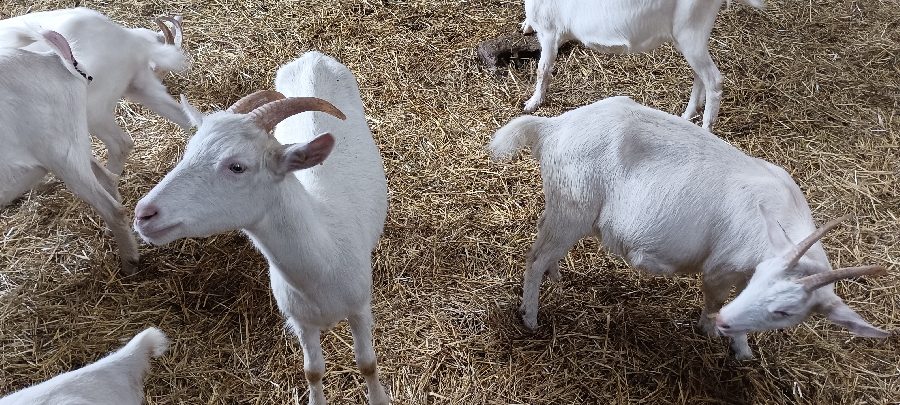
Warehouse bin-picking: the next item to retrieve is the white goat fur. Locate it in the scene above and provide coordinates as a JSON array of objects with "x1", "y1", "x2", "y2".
[
  {"x1": 0, "y1": 27, "x2": 140, "y2": 274},
  {"x1": 0, "y1": 327, "x2": 168, "y2": 405},
  {"x1": 489, "y1": 96, "x2": 888, "y2": 359},
  {"x1": 521, "y1": 0, "x2": 765, "y2": 128},
  {"x1": 132, "y1": 52, "x2": 390, "y2": 404},
  {"x1": 0, "y1": 7, "x2": 190, "y2": 176}
]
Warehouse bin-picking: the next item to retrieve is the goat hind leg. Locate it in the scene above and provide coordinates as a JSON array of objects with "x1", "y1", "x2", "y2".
[
  {"x1": 88, "y1": 113, "x2": 134, "y2": 177},
  {"x1": 520, "y1": 211, "x2": 591, "y2": 329},
  {"x1": 524, "y1": 33, "x2": 561, "y2": 113},
  {"x1": 681, "y1": 50, "x2": 722, "y2": 129}
]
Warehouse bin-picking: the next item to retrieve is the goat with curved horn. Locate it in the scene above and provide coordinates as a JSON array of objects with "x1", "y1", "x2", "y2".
[
  {"x1": 797, "y1": 265, "x2": 888, "y2": 293},
  {"x1": 156, "y1": 16, "x2": 183, "y2": 47},
  {"x1": 249, "y1": 97, "x2": 347, "y2": 133},
  {"x1": 784, "y1": 214, "x2": 851, "y2": 268},
  {"x1": 154, "y1": 17, "x2": 174, "y2": 45},
  {"x1": 227, "y1": 90, "x2": 285, "y2": 114}
]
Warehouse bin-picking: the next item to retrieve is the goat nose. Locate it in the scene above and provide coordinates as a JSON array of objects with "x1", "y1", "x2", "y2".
[
  {"x1": 716, "y1": 317, "x2": 730, "y2": 329},
  {"x1": 134, "y1": 204, "x2": 159, "y2": 222}
]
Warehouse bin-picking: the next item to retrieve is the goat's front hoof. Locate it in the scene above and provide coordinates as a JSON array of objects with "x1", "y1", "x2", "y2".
[
  {"x1": 120, "y1": 258, "x2": 140, "y2": 275},
  {"x1": 696, "y1": 315, "x2": 720, "y2": 337},
  {"x1": 519, "y1": 304, "x2": 539, "y2": 330},
  {"x1": 733, "y1": 348, "x2": 754, "y2": 361},
  {"x1": 523, "y1": 97, "x2": 542, "y2": 113},
  {"x1": 545, "y1": 264, "x2": 560, "y2": 282}
]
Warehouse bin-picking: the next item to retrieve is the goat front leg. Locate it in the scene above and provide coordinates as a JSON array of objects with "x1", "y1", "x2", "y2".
[
  {"x1": 520, "y1": 208, "x2": 591, "y2": 329},
  {"x1": 291, "y1": 321, "x2": 327, "y2": 405},
  {"x1": 698, "y1": 277, "x2": 733, "y2": 337},
  {"x1": 126, "y1": 70, "x2": 192, "y2": 132},
  {"x1": 348, "y1": 310, "x2": 390, "y2": 405},
  {"x1": 524, "y1": 32, "x2": 561, "y2": 113},
  {"x1": 53, "y1": 155, "x2": 139, "y2": 274}
]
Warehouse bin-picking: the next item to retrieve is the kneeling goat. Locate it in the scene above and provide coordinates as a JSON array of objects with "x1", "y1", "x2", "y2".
[
  {"x1": 0, "y1": 7, "x2": 190, "y2": 175},
  {"x1": 521, "y1": 0, "x2": 764, "y2": 129},
  {"x1": 0, "y1": 327, "x2": 169, "y2": 405},
  {"x1": 0, "y1": 27, "x2": 140, "y2": 274},
  {"x1": 133, "y1": 52, "x2": 390, "y2": 404},
  {"x1": 488, "y1": 96, "x2": 889, "y2": 359}
]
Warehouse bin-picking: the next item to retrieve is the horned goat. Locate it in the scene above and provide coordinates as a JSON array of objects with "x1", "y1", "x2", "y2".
[
  {"x1": 488, "y1": 96, "x2": 889, "y2": 359},
  {"x1": 133, "y1": 52, "x2": 390, "y2": 404},
  {"x1": 0, "y1": 327, "x2": 168, "y2": 405},
  {"x1": 520, "y1": 0, "x2": 765, "y2": 129},
  {"x1": 0, "y1": 27, "x2": 140, "y2": 274},
  {"x1": 0, "y1": 7, "x2": 189, "y2": 176}
]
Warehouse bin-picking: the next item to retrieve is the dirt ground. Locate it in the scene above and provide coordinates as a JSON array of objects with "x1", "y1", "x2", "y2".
[{"x1": 1, "y1": 0, "x2": 898, "y2": 403}]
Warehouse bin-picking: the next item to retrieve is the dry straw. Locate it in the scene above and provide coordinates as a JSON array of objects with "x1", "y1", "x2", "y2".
[{"x1": 1, "y1": 0, "x2": 898, "y2": 403}]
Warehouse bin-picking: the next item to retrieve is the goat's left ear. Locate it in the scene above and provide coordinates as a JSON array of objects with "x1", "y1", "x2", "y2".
[
  {"x1": 820, "y1": 299, "x2": 890, "y2": 338},
  {"x1": 759, "y1": 204, "x2": 794, "y2": 254},
  {"x1": 274, "y1": 133, "x2": 335, "y2": 175},
  {"x1": 180, "y1": 94, "x2": 204, "y2": 128}
]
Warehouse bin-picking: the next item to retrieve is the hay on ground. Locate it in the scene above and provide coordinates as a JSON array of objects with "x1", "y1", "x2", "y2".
[{"x1": 0, "y1": 0, "x2": 898, "y2": 403}]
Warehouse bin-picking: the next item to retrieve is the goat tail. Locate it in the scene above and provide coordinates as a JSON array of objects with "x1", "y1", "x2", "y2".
[
  {"x1": 487, "y1": 115, "x2": 547, "y2": 162},
  {"x1": 121, "y1": 327, "x2": 170, "y2": 359}
]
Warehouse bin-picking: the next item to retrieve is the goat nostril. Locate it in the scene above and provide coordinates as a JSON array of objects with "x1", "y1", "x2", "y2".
[{"x1": 716, "y1": 318, "x2": 731, "y2": 329}]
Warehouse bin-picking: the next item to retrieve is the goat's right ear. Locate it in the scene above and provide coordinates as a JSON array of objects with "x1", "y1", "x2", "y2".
[
  {"x1": 274, "y1": 133, "x2": 335, "y2": 175},
  {"x1": 759, "y1": 204, "x2": 794, "y2": 253},
  {"x1": 180, "y1": 94, "x2": 204, "y2": 128}
]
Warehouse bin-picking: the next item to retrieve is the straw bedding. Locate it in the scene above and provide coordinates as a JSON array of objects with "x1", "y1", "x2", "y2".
[{"x1": 0, "y1": 0, "x2": 897, "y2": 403}]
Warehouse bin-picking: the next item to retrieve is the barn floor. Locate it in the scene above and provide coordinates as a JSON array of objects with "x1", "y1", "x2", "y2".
[{"x1": 1, "y1": 0, "x2": 898, "y2": 403}]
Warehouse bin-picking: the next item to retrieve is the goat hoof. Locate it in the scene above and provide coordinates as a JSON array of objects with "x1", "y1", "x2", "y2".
[
  {"x1": 519, "y1": 305, "x2": 539, "y2": 330},
  {"x1": 523, "y1": 97, "x2": 542, "y2": 113},
  {"x1": 120, "y1": 258, "x2": 140, "y2": 275}
]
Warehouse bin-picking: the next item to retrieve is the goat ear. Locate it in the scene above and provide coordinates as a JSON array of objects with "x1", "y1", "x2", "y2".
[
  {"x1": 759, "y1": 204, "x2": 794, "y2": 253},
  {"x1": 820, "y1": 299, "x2": 890, "y2": 338},
  {"x1": 274, "y1": 133, "x2": 335, "y2": 175},
  {"x1": 180, "y1": 94, "x2": 204, "y2": 128}
]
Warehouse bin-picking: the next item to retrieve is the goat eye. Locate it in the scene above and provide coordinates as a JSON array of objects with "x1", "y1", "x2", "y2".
[
  {"x1": 229, "y1": 163, "x2": 246, "y2": 173},
  {"x1": 774, "y1": 310, "x2": 791, "y2": 317}
]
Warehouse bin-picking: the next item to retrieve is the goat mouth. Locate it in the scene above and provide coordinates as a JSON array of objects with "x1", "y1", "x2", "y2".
[{"x1": 135, "y1": 222, "x2": 181, "y2": 244}]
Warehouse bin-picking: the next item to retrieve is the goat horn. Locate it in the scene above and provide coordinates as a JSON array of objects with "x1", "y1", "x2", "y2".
[
  {"x1": 227, "y1": 90, "x2": 286, "y2": 114},
  {"x1": 796, "y1": 265, "x2": 887, "y2": 293},
  {"x1": 249, "y1": 97, "x2": 346, "y2": 133},
  {"x1": 155, "y1": 17, "x2": 174, "y2": 45},
  {"x1": 158, "y1": 16, "x2": 184, "y2": 48},
  {"x1": 784, "y1": 214, "x2": 851, "y2": 268}
]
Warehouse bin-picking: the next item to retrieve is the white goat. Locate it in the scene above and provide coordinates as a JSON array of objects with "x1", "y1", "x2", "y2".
[
  {"x1": 0, "y1": 27, "x2": 140, "y2": 274},
  {"x1": 521, "y1": 0, "x2": 765, "y2": 129},
  {"x1": 488, "y1": 96, "x2": 889, "y2": 359},
  {"x1": 133, "y1": 52, "x2": 390, "y2": 404},
  {"x1": 0, "y1": 327, "x2": 168, "y2": 405},
  {"x1": 0, "y1": 7, "x2": 190, "y2": 175}
]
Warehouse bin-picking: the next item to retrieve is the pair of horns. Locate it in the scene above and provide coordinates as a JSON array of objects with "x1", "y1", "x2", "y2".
[
  {"x1": 227, "y1": 90, "x2": 347, "y2": 132},
  {"x1": 784, "y1": 213, "x2": 888, "y2": 292},
  {"x1": 155, "y1": 15, "x2": 183, "y2": 47}
]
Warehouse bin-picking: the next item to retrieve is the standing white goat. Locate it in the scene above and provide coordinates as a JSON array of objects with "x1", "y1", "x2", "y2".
[
  {"x1": 521, "y1": 0, "x2": 764, "y2": 129},
  {"x1": 0, "y1": 27, "x2": 140, "y2": 274},
  {"x1": 0, "y1": 327, "x2": 169, "y2": 405},
  {"x1": 133, "y1": 52, "x2": 390, "y2": 405},
  {"x1": 0, "y1": 7, "x2": 189, "y2": 175},
  {"x1": 488, "y1": 96, "x2": 889, "y2": 359}
]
